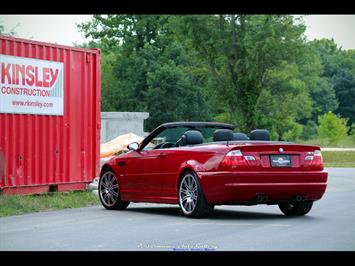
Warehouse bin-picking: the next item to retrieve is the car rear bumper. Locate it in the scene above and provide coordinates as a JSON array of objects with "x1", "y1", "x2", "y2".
[{"x1": 198, "y1": 170, "x2": 328, "y2": 205}]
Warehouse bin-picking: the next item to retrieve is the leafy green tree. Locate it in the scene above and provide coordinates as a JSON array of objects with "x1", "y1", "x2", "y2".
[
  {"x1": 77, "y1": 15, "x2": 355, "y2": 139},
  {"x1": 332, "y1": 50, "x2": 355, "y2": 125},
  {"x1": 78, "y1": 15, "x2": 210, "y2": 131},
  {"x1": 255, "y1": 61, "x2": 313, "y2": 140},
  {"x1": 301, "y1": 120, "x2": 318, "y2": 140},
  {"x1": 145, "y1": 61, "x2": 207, "y2": 130},
  {"x1": 311, "y1": 39, "x2": 355, "y2": 125},
  {"x1": 317, "y1": 111, "x2": 349, "y2": 146},
  {"x1": 309, "y1": 77, "x2": 338, "y2": 120},
  {"x1": 175, "y1": 15, "x2": 315, "y2": 134}
]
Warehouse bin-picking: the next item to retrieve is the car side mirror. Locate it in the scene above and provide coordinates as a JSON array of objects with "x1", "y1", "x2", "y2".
[{"x1": 127, "y1": 142, "x2": 139, "y2": 151}]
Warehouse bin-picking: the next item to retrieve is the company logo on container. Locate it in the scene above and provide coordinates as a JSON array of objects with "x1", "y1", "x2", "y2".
[
  {"x1": 0, "y1": 54, "x2": 64, "y2": 116},
  {"x1": 1, "y1": 63, "x2": 59, "y2": 88},
  {"x1": 0, "y1": 55, "x2": 63, "y2": 98}
]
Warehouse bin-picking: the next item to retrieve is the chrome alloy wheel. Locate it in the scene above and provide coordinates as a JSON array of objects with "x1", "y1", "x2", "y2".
[
  {"x1": 179, "y1": 174, "x2": 198, "y2": 214},
  {"x1": 99, "y1": 171, "x2": 119, "y2": 207}
]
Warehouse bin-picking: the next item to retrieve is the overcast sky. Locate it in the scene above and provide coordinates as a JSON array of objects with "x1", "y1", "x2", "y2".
[{"x1": 0, "y1": 15, "x2": 354, "y2": 50}]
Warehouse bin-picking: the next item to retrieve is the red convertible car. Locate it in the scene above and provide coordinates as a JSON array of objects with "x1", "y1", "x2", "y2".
[{"x1": 99, "y1": 122, "x2": 328, "y2": 218}]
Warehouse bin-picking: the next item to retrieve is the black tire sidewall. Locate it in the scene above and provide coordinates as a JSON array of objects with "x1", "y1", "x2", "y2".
[
  {"x1": 179, "y1": 171, "x2": 213, "y2": 218},
  {"x1": 279, "y1": 201, "x2": 313, "y2": 216}
]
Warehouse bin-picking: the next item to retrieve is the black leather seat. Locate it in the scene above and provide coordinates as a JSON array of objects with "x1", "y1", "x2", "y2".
[
  {"x1": 249, "y1": 129, "x2": 270, "y2": 141},
  {"x1": 233, "y1": 132, "x2": 250, "y2": 140},
  {"x1": 213, "y1": 129, "x2": 234, "y2": 141},
  {"x1": 179, "y1": 130, "x2": 204, "y2": 146}
]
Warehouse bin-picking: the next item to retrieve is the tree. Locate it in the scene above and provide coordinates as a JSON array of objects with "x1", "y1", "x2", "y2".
[
  {"x1": 254, "y1": 61, "x2": 313, "y2": 140},
  {"x1": 311, "y1": 39, "x2": 355, "y2": 126},
  {"x1": 317, "y1": 111, "x2": 348, "y2": 146},
  {"x1": 332, "y1": 50, "x2": 355, "y2": 125},
  {"x1": 309, "y1": 77, "x2": 338, "y2": 120},
  {"x1": 175, "y1": 15, "x2": 317, "y2": 136},
  {"x1": 78, "y1": 15, "x2": 210, "y2": 131},
  {"x1": 145, "y1": 60, "x2": 207, "y2": 130}
]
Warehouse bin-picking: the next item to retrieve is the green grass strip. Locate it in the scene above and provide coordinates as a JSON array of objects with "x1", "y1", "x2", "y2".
[
  {"x1": 322, "y1": 151, "x2": 355, "y2": 168},
  {"x1": 0, "y1": 191, "x2": 100, "y2": 217}
]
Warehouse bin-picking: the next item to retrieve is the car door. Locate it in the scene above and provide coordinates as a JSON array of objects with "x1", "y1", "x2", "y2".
[
  {"x1": 120, "y1": 126, "x2": 189, "y2": 202},
  {"x1": 121, "y1": 148, "x2": 167, "y2": 201}
]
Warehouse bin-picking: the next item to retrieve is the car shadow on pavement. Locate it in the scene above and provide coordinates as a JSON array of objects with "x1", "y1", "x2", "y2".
[{"x1": 124, "y1": 206, "x2": 313, "y2": 220}]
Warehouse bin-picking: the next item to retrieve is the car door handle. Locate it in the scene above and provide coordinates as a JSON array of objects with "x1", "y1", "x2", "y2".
[{"x1": 158, "y1": 153, "x2": 166, "y2": 158}]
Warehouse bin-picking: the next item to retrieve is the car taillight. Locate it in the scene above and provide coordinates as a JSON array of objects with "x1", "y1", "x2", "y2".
[
  {"x1": 305, "y1": 150, "x2": 324, "y2": 168},
  {"x1": 313, "y1": 150, "x2": 324, "y2": 166},
  {"x1": 221, "y1": 150, "x2": 248, "y2": 168}
]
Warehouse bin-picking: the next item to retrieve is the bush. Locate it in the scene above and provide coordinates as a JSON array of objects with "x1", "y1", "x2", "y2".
[
  {"x1": 317, "y1": 111, "x2": 349, "y2": 146},
  {"x1": 351, "y1": 124, "x2": 355, "y2": 144},
  {"x1": 301, "y1": 120, "x2": 318, "y2": 140},
  {"x1": 282, "y1": 123, "x2": 303, "y2": 141}
]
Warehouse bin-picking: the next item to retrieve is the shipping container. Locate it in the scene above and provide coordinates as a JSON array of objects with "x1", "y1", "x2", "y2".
[{"x1": 0, "y1": 35, "x2": 101, "y2": 195}]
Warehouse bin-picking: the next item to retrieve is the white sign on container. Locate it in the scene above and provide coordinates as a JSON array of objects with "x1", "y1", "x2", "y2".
[{"x1": 0, "y1": 54, "x2": 64, "y2": 115}]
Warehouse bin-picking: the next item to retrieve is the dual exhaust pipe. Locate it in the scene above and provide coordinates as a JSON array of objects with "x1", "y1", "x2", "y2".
[
  {"x1": 256, "y1": 194, "x2": 268, "y2": 203},
  {"x1": 255, "y1": 194, "x2": 305, "y2": 203},
  {"x1": 295, "y1": 194, "x2": 306, "y2": 202}
]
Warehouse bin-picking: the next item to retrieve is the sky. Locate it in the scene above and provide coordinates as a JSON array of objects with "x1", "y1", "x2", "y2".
[{"x1": 0, "y1": 15, "x2": 354, "y2": 50}]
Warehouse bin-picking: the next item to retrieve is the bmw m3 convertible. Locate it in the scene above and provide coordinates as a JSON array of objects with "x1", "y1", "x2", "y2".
[{"x1": 99, "y1": 122, "x2": 328, "y2": 218}]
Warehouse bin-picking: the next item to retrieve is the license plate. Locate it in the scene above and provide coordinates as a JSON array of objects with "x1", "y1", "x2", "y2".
[{"x1": 270, "y1": 154, "x2": 291, "y2": 167}]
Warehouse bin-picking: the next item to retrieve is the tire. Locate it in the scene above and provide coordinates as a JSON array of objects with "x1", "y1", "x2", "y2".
[
  {"x1": 178, "y1": 171, "x2": 214, "y2": 218},
  {"x1": 278, "y1": 201, "x2": 313, "y2": 216},
  {"x1": 98, "y1": 169, "x2": 130, "y2": 210}
]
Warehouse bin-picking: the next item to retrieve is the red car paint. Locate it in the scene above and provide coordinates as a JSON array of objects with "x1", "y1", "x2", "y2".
[{"x1": 101, "y1": 122, "x2": 327, "y2": 206}]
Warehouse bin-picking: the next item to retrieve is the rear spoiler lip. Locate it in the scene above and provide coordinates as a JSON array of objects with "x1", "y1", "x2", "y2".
[
  {"x1": 225, "y1": 141, "x2": 321, "y2": 151},
  {"x1": 182, "y1": 141, "x2": 321, "y2": 151}
]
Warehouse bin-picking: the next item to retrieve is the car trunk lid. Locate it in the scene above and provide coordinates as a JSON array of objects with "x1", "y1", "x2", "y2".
[{"x1": 221, "y1": 143, "x2": 324, "y2": 171}]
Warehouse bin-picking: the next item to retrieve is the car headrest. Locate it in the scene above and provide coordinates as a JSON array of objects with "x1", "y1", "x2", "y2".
[
  {"x1": 213, "y1": 129, "x2": 234, "y2": 141},
  {"x1": 180, "y1": 130, "x2": 204, "y2": 146},
  {"x1": 233, "y1": 132, "x2": 250, "y2": 140},
  {"x1": 249, "y1": 129, "x2": 270, "y2": 141}
]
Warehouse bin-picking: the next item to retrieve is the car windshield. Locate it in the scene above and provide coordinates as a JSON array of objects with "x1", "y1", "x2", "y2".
[{"x1": 144, "y1": 126, "x2": 228, "y2": 150}]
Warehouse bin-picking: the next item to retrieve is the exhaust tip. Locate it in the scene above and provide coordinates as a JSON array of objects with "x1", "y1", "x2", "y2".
[
  {"x1": 295, "y1": 194, "x2": 305, "y2": 202},
  {"x1": 256, "y1": 194, "x2": 268, "y2": 203}
]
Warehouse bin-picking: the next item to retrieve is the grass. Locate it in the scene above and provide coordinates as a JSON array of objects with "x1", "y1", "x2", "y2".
[
  {"x1": 299, "y1": 136, "x2": 355, "y2": 148},
  {"x1": 0, "y1": 190, "x2": 100, "y2": 217},
  {"x1": 322, "y1": 151, "x2": 355, "y2": 168}
]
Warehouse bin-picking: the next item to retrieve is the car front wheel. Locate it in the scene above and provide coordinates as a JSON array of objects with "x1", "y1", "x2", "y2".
[
  {"x1": 99, "y1": 170, "x2": 130, "y2": 210},
  {"x1": 179, "y1": 171, "x2": 214, "y2": 218},
  {"x1": 278, "y1": 201, "x2": 313, "y2": 216}
]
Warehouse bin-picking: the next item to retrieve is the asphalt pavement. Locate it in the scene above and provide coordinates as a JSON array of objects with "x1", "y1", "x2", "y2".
[{"x1": 0, "y1": 168, "x2": 354, "y2": 251}]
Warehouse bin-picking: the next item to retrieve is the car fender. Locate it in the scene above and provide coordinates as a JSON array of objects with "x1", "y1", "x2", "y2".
[{"x1": 177, "y1": 159, "x2": 205, "y2": 184}]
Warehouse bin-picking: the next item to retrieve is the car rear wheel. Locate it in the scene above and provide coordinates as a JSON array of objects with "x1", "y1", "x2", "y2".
[
  {"x1": 278, "y1": 201, "x2": 313, "y2": 216},
  {"x1": 99, "y1": 170, "x2": 130, "y2": 210},
  {"x1": 179, "y1": 171, "x2": 214, "y2": 218}
]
